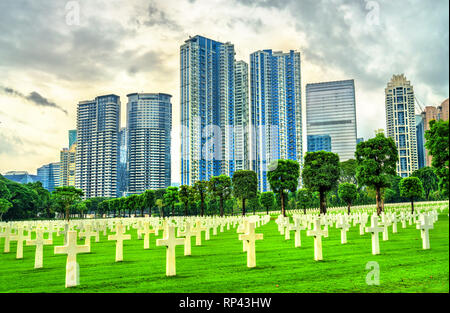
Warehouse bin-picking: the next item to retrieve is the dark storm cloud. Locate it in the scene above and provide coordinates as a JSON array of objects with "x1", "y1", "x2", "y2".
[
  {"x1": 235, "y1": 0, "x2": 449, "y2": 100},
  {"x1": 0, "y1": 86, "x2": 68, "y2": 115},
  {"x1": 144, "y1": 0, "x2": 181, "y2": 30}
]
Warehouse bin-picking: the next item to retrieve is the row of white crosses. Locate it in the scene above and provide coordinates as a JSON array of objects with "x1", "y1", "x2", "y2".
[{"x1": 273, "y1": 206, "x2": 442, "y2": 260}]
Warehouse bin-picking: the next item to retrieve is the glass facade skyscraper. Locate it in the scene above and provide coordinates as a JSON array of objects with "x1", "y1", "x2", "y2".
[
  {"x1": 307, "y1": 135, "x2": 332, "y2": 152},
  {"x1": 250, "y1": 50, "x2": 302, "y2": 192},
  {"x1": 180, "y1": 35, "x2": 237, "y2": 185},
  {"x1": 75, "y1": 94, "x2": 120, "y2": 198},
  {"x1": 127, "y1": 93, "x2": 172, "y2": 193},
  {"x1": 234, "y1": 60, "x2": 250, "y2": 171},
  {"x1": 306, "y1": 79, "x2": 357, "y2": 162},
  {"x1": 385, "y1": 74, "x2": 418, "y2": 177},
  {"x1": 37, "y1": 162, "x2": 60, "y2": 192},
  {"x1": 68, "y1": 129, "x2": 77, "y2": 148},
  {"x1": 117, "y1": 127, "x2": 128, "y2": 196},
  {"x1": 415, "y1": 115, "x2": 426, "y2": 169}
]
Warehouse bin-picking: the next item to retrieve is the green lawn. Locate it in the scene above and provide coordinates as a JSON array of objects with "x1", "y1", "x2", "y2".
[{"x1": 0, "y1": 212, "x2": 448, "y2": 293}]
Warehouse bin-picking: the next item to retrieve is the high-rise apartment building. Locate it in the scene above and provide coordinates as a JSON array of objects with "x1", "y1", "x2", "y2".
[
  {"x1": 59, "y1": 143, "x2": 76, "y2": 187},
  {"x1": 306, "y1": 80, "x2": 357, "y2": 162},
  {"x1": 127, "y1": 93, "x2": 172, "y2": 193},
  {"x1": 250, "y1": 50, "x2": 302, "y2": 192},
  {"x1": 385, "y1": 74, "x2": 418, "y2": 177},
  {"x1": 180, "y1": 35, "x2": 236, "y2": 185},
  {"x1": 234, "y1": 60, "x2": 250, "y2": 171},
  {"x1": 75, "y1": 94, "x2": 120, "y2": 198},
  {"x1": 37, "y1": 162, "x2": 60, "y2": 192}
]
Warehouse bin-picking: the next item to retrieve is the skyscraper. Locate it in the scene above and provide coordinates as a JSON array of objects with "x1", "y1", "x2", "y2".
[
  {"x1": 37, "y1": 162, "x2": 60, "y2": 192},
  {"x1": 306, "y1": 80, "x2": 357, "y2": 162},
  {"x1": 59, "y1": 143, "x2": 76, "y2": 187},
  {"x1": 180, "y1": 35, "x2": 236, "y2": 185},
  {"x1": 234, "y1": 60, "x2": 250, "y2": 171},
  {"x1": 250, "y1": 50, "x2": 302, "y2": 192},
  {"x1": 385, "y1": 74, "x2": 418, "y2": 177},
  {"x1": 307, "y1": 135, "x2": 332, "y2": 152},
  {"x1": 127, "y1": 93, "x2": 172, "y2": 193},
  {"x1": 68, "y1": 129, "x2": 77, "y2": 148},
  {"x1": 415, "y1": 115, "x2": 426, "y2": 169},
  {"x1": 117, "y1": 127, "x2": 128, "y2": 197},
  {"x1": 75, "y1": 94, "x2": 120, "y2": 198}
]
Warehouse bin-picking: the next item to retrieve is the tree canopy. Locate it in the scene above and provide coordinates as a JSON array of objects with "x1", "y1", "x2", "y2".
[{"x1": 302, "y1": 151, "x2": 340, "y2": 214}]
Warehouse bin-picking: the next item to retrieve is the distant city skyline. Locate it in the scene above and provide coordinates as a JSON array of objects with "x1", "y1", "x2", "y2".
[{"x1": 0, "y1": 0, "x2": 449, "y2": 184}]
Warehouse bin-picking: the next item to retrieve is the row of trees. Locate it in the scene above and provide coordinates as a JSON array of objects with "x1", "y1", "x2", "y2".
[{"x1": 0, "y1": 120, "x2": 447, "y2": 220}]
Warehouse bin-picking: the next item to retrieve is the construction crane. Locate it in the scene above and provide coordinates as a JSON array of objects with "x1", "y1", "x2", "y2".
[{"x1": 415, "y1": 96, "x2": 425, "y2": 115}]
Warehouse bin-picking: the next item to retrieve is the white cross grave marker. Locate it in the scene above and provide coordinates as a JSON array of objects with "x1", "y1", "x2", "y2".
[
  {"x1": 54, "y1": 230, "x2": 89, "y2": 288},
  {"x1": 238, "y1": 222, "x2": 263, "y2": 268},
  {"x1": 108, "y1": 223, "x2": 131, "y2": 262},
  {"x1": 306, "y1": 218, "x2": 328, "y2": 261},
  {"x1": 366, "y1": 215, "x2": 384, "y2": 255},
  {"x1": 156, "y1": 225, "x2": 185, "y2": 276},
  {"x1": 26, "y1": 229, "x2": 53, "y2": 268}
]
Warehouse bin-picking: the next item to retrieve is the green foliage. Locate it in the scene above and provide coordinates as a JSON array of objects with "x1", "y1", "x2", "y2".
[
  {"x1": 296, "y1": 188, "x2": 313, "y2": 213},
  {"x1": 52, "y1": 186, "x2": 84, "y2": 221},
  {"x1": 164, "y1": 187, "x2": 179, "y2": 216},
  {"x1": 208, "y1": 175, "x2": 232, "y2": 217},
  {"x1": 260, "y1": 191, "x2": 275, "y2": 214},
  {"x1": 0, "y1": 198, "x2": 13, "y2": 221},
  {"x1": 411, "y1": 167, "x2": 439, "y2": 200},
  {"x1": 142, "y1": 190, "x2": 156, "y2": 216},
  {"x1": 267, "y1": 159, "x2": 299, "y2": 216},
  {"x1": 355, "y1": 133, "x2": 398, "y2": 214},
  {"x1": 399, "y1": 177, "x2": 424, "y2": 200},
  {"x1": 339, "y1": 159, "x2": 357, "y2": 184},
  {"x1": 338, "y1": 183, "x2": 358, "y2": 213},
  {"x1": 232, "y1": 170, "x2": 258, "y2": 216},
  {"x1": 302, "y1": 151, "x2": 340, "y2": 214},
  {"x1": 399, "y1": 177, "x2": 424, "y2": 213},
  {"x1": 193, "y1": 181, "x2": 208, "y2": 216},
  {"x1": 425, "y1": 120, "x2": 449, "y2": 197}
]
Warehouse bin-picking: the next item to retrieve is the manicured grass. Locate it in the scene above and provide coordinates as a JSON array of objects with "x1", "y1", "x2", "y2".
[{"x1": 0, "y1": 212, "x2": 448, "y2": 293}]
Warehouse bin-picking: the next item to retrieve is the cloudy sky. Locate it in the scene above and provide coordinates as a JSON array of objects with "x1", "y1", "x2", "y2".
[{"x1": 0, "y1": 0, "x2": 448, "y2": 182}]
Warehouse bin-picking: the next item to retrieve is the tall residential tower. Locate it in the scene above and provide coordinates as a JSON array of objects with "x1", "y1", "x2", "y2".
[
  {"x1": 385, "y1": 74, "x2": 418, "y2": 177},
  {"x1": 75, "y1": 94, "x2": 120, "y2": 198},
  {"x1": 180, "y1": 35, "x2": 237, "y2": 185},
  {"x1": 250, "y1": 50, "x2": 302, "y2": 192},
  {"x1": 127, "y1": 93, "x2": 172, "y2": 193}
]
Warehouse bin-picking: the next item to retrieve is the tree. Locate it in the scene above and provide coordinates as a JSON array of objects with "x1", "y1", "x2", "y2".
[
  {"x1": 411, "y1": 167, "x2": 439, "y2": 201},
  {"x1": 156, "y1": 198, "x2": 164, "y2": 218},
  {"x1": 399, "y1": 177, "x2": 424, "y2": 214},
  {"x1": 77, "y1": 201, "x2": 88, "y2": 218},
  {"x1": 339, "y1": 159, "x2": 357, "y2": 184},
  {"x1": 0, "y1": 199, "x2": 12, "y2": 221},
  {"x1": 208, "y1": 175, "x2": 232, "y2": 217},
  {"x1": 267, "y1": 159, "x2": 300, "y2": 217},
  {"x1": 260, "y1": 191, "x2": 275, "y2": 215},
  {"x1": 355, "y1": 133, "x2": 398, "y2": 215},
  {"x1": 425, "y1": 120, "x2": 449, "y2": 197},
  {"x1": 164, "y1": 187, "x2": 179, "y2": 216},
  {"x1": 232, "y1": 170, "x2": 258, "y2": 216},
  {"x1": 179, "y1": 185, "x2": 194, "y2": 216},
  {"x1": 296, "y1": 188, "x2": 313, "y2": 214},
  {"x1": 338, "y1": 183, "x2": 358, "y2": 214},
  {"x1": 52, "y1": 186, "x2": 84, "y2": 221},
  {"x1": 302, "y1": 151, "x2": 340, "y2": 214},
  {"x1": 193, "y1": 181, "x2": 208, "y2": 217},
  {"x1": 142, "y1": 190, "x2": 155, "y2": 217}
]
